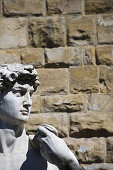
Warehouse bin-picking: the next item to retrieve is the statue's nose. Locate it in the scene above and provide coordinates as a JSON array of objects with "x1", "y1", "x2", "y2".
[
  {"x1": 23, "y1": 101, "x2": 32, "y2": 107},
  {"x1": 23, "y1": 92, "x2": 32, "y2": 108}
]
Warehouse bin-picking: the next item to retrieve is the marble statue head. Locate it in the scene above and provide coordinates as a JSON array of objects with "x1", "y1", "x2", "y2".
[{"x1": 0, "y1": 64, "x2": 40, "y2": 125}]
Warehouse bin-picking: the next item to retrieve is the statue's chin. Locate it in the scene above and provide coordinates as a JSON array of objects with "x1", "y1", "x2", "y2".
[{"x1": 0, "y1": 114, "x2": 29, "y2": 126}]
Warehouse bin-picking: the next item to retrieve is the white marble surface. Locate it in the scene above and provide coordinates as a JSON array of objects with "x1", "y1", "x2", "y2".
[{"x1": 47, "y1": 162, "x2": 59, "y2": 170}]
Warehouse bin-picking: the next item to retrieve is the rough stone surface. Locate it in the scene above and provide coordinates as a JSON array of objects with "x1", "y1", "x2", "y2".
[
  {"x1": 26, "y1": 113, "x2": 69, "y2": 137},
  {"x1": 40, "y1": 94, "x2": 87, "y2": 113},
  {"x1": 88, "y1": 94, "x2": 113, "y2": 112},
  {"x1": 0, "y1": 1, "x2": 113, "y2": 168},
  {"x1": 99, "y1": 65, "x2": 108, "y2": 81},
  {"x1": 0, "y1": 49, "x2": 20, "y2": 64},
  {"x1": 29, "y1": 16, "x2": 66, "y2": 48},
  {"x1": 99, "y1": 66, "x2": 107, "y2": 93},
  {"x1": 97, "y1": 14, "x2": 113, "y2": 44},
  {"x1": 45, "y1": 47, "x2": 83, "y2": 67},
  {"x1": 47, "y1": 0, "x2": 82, "y2": 14},
  {"x1": 85, "y1": 0, "x2": 113, "y2": 14},
  {"x1": 96, "y1": 45, "x2": 113, "y2": 65},
  {"x1": 83, "y1": 46, "x2": 96, "y2": 65},
  {"x1": 106, "y1": 137, "x2": 113, "y2": 163},
  {"x1": 0, "y1": 0, "x2": 2, "y2": 17},
  {"x1": 37, "y1": 68, "x2": 69, "y2": 95},
  {"x1": 104, "y1": 67, "x2": 113, "y2": 93},
  {"x1": 31, "y1": 91, "x2": 41, "y2": 113},
  {"x1": 65, "y1": 137, "x2": 106, "y2": 163},
  {"x1": 67, "y1": 15, "x2": 96, "y2": 46},
  {"x1": 45, "y1": 46, "x2": 96, "y2": 67},
  {"x1": 3, "y1": 0, "x2": 46, "y2": 16},
  {"x1": 82, "y1": 163, "x2": 113, "y2": 170},
  {"x1": 70, "y1": 112, "x2": 113, "y2": 138},
  {"x1": 0, "y1": 18, "x2": 28, "y2": 49},
  {"x1": 69, "y1": 66, "x2": 99, "y2": 94},
  {"x1": 99, "y1": 65, "x2": 108, "y2": 93},
  {"x1": 99, "y1": 66, "x2": 113, "y2": 93},
  {"x1": 21, "y1": 48, "x2": 44, "y2": 67}
]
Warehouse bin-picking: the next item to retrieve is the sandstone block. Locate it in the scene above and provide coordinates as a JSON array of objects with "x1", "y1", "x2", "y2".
[
  {"x1": 21, "y1": 48, "x2": 44, "y2": 68},
  {"x1": 3, "y1": 0, "x2": 46, "y2": 16},
  {"x1": 106, "y1": 137, "x2": 113, "y2": 163},
  {"x1": 100, "y1": 66, "x2": 113, "y2": 93},
  {"x1": 37, "y1": 68, "x2": 69, "y2": 95},
  {"x1": 0, "y1": 0, "x2": 2, "y2": 17},
  {"x1": 96, "y1": 46, "x2": 113, "y2": 65},
  {"x1": 97, "y1": 14, "x2": 113, "y2": 44},
  {"x1": 26, "y1": 113, "x2": 69, "y2": 137},
  {"x1": 45, "y1": 47, "x2": 83, "y2": 67},
  {"x1": 83, "y1": 46, "x2": 96, "y2": 65},
  {"x1": 45, "y1": 46, "x2": 95, "y2": 67},
  {"x1": 40, "y1": 94, "x2": 87, "y2": 113},
  {"x1": 88, "y1": 94, "x2": 113, "y2": 112},
  {"x1": 69, "y1": 66, "x2": 99, "y2": 94},
  {"x1": 0, "y1": 53, "x2": 5, "y2": 65},
  {"x1": 29, "y1": 16, "x2": 66, "y2": 48},
  {"x1": 47, "y1": 0, "x2": 82, "y2": 14},
  {"x1": 99, "y1": 65, "x2": 108, "y2": 81},
  {"x1": 31, "y1": 91, "x2": 41, "y2": 113},
  {"x1": 70, "y1": 112, "x2": 113, "y2": 138},
  {"x1": 85, "y1": 0, "x2": 113, "y2": 14},
  {"x1": 0, "y1": 49, "x2": 20, "y2": 64},
  {"x1": 0, "y1": 18, "x2": 28, "y2": 48},
  {"x1": 99, "y1": 65, "x2": 108, "y2": 93},
  {"x1": 82, "y1": 163, "x2": 113, "y2": 170},
  {"x1": 67, "y1": 15, "x2": 96, "y2": 46},
  {"x1": 104, "y1": 67, "x2": 113, "y2": 93},
  {"x1": 65, "y1": 137, "x2": 106, "y2": 163}
]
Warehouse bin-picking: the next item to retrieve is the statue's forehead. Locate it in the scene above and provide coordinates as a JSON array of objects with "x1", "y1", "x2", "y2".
[{"x1": 13, "y1": 82, "x2": 34, "y2": 91}]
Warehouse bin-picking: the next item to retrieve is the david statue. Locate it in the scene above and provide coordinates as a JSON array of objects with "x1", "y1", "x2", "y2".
[{"x1": 0, "y1": 64, "x2": 83, "y2": 170}]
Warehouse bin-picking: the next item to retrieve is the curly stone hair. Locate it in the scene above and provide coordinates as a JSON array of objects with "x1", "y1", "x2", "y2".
[{"x1": 0, "y1": 64, "x2": 40, "y2": 93}]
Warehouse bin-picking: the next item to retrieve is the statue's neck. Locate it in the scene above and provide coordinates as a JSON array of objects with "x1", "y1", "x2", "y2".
[{"x1": 0, "y1": 119, "x2": 28, "y2": 155}]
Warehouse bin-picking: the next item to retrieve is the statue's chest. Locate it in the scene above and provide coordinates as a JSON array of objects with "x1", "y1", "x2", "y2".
[
  {"x1": 0, "y1": 149, "x2": 47, "y2": 170},
  {"x1": 0, "y1": 153, "x2": 27, "y2": 170}
]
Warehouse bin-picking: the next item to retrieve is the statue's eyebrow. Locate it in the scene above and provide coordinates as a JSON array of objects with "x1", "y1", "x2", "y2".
[
  {"x1": 12, "y1": 85, "x2": 34, "y2": 93},
  {"x1": 12, "y1": 86, "x2": 27, "y2": 92}
]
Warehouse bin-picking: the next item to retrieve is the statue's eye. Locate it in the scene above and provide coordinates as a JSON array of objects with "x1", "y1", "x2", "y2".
[
  {"x1": 12, "y1": 89, "x2": 26, "y2": 97},
  {"x1": 12, "y1": 91, "x2": 21, "y2": 97}
]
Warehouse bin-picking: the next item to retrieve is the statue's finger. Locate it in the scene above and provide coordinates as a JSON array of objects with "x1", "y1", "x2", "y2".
[
  {"x1": 40, "y1": 124, "x2": 58, "y2": 136},
  {"x1": 37, "y1": 126, "x2": 52, "y2": 137},
  {"x1": 37, "y1": 133, "x2": 47, "y2": 142}
]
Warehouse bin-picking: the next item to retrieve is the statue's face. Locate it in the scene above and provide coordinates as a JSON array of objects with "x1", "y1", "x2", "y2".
[{"x1": 0, "y1": 82, "x2": 34, "y2": 125}]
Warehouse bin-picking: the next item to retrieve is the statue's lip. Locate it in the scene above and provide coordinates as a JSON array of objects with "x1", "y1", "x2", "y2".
[{"x1": 20, "y1": 110, "x2": 28, "y2": 115}]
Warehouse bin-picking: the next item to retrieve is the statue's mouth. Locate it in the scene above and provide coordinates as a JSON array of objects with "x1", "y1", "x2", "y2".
[{"x1": 20, "y1": 110, "x2": 28, "y2": 115}]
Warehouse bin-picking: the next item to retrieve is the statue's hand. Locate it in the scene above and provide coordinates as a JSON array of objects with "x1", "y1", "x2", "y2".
[
  {"x1": 31, "y1": 124, "x2": 58, "y2": 151},
  {"x1": 33, "y1": 125, "x2": 81, "y2": 170}
]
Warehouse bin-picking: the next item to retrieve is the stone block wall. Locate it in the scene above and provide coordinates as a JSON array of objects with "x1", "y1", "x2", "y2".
[{"x1": 0, "y1": 0, "x2": 113, "y2": 169}]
